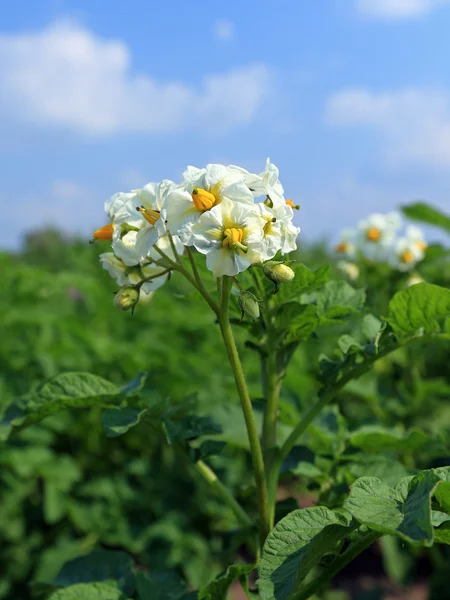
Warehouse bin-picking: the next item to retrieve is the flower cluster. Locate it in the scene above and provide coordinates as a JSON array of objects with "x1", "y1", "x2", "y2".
[
  {"x1": 335, "y1": 212, "x2": 427, "y2": 272},
  {"x1": 93, "y1": 160, "x2": 300, "y2": 297}
]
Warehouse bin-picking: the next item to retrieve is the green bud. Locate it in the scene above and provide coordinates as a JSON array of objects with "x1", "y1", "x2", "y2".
[
  {"x1": 238, "y1": 290, "x2": 261, "y2": 320},
  {"x1": 113, "y1": 284, "x2": 140, "y2": 314},
  {"x1": 263, "y1": 261, "x2": 295, "y2": 283}
]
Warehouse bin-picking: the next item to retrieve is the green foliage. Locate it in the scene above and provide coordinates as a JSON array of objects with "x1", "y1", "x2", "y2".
[
  {"x1": 1, "y1": 226, "x2": 450, "y2": 600},
  {"x1": 387, "y1": 282, "x2": 450, "y2": 337},
  {"x1": 257, "y1": 507, "x2": 353, "y2": 600},
  {"x1": 402, "y1": 201, "x2": 450, "y2": 234}
]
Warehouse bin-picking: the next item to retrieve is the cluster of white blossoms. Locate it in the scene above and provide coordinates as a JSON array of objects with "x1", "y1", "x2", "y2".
[
  {"x1": 335, "y1": 212, "x2": 427, "y2": 272},
  {"x1": 93, "y1": 159, "x2": 300, "y2": 295}
]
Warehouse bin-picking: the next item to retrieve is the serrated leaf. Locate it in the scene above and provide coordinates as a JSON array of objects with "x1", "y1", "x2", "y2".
[
  {"x1": 0, "y1": 372, "x2": 124, "y2": 440},
  {"x1": 348, "y1": 426, "x2": 429, "y2": 452},
  {"x1": 257, "y1": 507, "x2": 353, "y2": 600},
  {"x1": 101, "y1": 407, "x2": 147, "y2": 438},
  {"x1": 402, "y1": 202, "x2": 450, "y2": 233},
  {"x1": 48, "y1": 582, "x2": 128, "y2": 599},
  {"x1": 199, "y1": 563, "x2": 254, "y2": 600},
  {"x1": 344, "y1": 471, "x2": 441, "y2": 546},
  {"x1": 387, "y1": 283, "x2": 450, "y2": 337}
]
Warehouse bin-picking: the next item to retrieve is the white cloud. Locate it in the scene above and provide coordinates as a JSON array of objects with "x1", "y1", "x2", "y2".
[
  {"x1": 355, "y1": 0, "x2": 450, "y2": 19},
  {"x1": 0, "y1": 20, "x2": 270, "y2": 135},
  {"x1": 325, "y1": 87, "x2": 450, "y2": 167},
  {"x1": 213, "y1": 19, "x2": 235, "y2": 41}
]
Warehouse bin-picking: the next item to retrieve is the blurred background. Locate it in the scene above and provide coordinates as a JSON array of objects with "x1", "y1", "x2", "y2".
[{"x1": 2, "y1": 2, "x2": 450, "y2": 600}]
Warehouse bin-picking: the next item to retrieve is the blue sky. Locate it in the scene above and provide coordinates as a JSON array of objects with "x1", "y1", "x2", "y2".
[{"x1": 2, "y1": 0, "x2": 450, "y2": 249}]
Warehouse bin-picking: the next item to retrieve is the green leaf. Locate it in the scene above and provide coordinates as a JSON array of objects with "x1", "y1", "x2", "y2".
[
  {"x1": 162, "y1": 415, "x2": 221, "y2": 445},
  {"x1": 101, "y1": 407, "x2": 147, "y2": 438},
  {"x1": 344, "y1": 455, "x2": 408, "y2": 487},
  {"x1": 302, "y1": 280, "x2": 366, "y2": 325},
  {"x1": 435, "y1": 481, "x2": 450, "y2": 513},
  {"x1": 0, "y1": 372, "x2": 124, "y2": 441},
  {"x1": 344, "y1": 471, "x2": 441, "y2": 546},
  {"x1": 51, "y1": 549, "x2": 134, "y2": 595},
  {"x1": 434, "y1": 522, "x2": 450, "y2": 545},
  {"x1": 432, "y1": 511, "x2": 450, "y2": 527},
  {"x1": 199, "y1": 563, "x2": 254, "y2": 600},
  {"x1": 48, "y1": 583, "x2": 128, "y2": 600},
  {"x1": 276, "y1": 264, "x2": 330, "y2": 303},
  {"x1": 402, "y1": 201, "x2": 450, "y2": 234},
  {"x1": 348, "y1": 425, "x2": 430, "y2": 452},
  {"x1": 387, "y1": 283, "x2": 450, "y2": 337},
  {"x1": 257, "y1": 507, "x2": 353, "y2": 600},
  {"x1": 135, "y1": 571, "x2": 187, "y2": 600}
]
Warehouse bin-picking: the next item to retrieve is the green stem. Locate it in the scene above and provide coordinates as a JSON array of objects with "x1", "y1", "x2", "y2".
[
  {"x1": 195, "y1": 459, "x2": 253, "y2": 529},
  {"x1": 219, "y1": 275, "x2": 271, "y2": 547},
  {"x1": 136, "y1": 269, "x2": 172, "y2": 289},
  {"x1": 292, "y1": 531, "x2": 381, "y2": 600},
  {"x1": 154, "y1": 245, "x2": 219, "y2": 315},
  {"x1": 262, "y1": 332, "x2": 280, "y2": 528},
  {"x1": 185, "y1": 247, "x2": 218, "y2": 312}
]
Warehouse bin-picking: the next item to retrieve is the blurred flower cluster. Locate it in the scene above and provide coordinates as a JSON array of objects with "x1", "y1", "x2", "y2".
[
  {"x1": 335, "y1": 212, "x2": 427, "y2": 272},
  {"x1": 93, "y1": 160, "x2": 300, "y2": 296}
]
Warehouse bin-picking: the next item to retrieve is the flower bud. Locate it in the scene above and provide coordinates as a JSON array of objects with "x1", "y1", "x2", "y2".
[
  {"x1": 90, "y1": 223, "x2": 113, "y2": 243},
  {"x1": 263, "y1": 261, "x2": 295, "y2": 283},
  {"x1": 113, "y1": 284, "x2": 140, "y2": 314},
  {"x1": 238, "y1": 291, "x2": 261, "y2": 320}
]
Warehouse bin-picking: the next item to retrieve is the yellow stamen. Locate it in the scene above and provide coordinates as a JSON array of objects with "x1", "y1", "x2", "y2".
[
  {"x1": 415, "y1": 240, "x2": 427, "y2": 252},
  {"x1": 286, "y1": 199, "x2": 300, "y2": 210},
  {"x1": 366, "y1": 227, "x2": 381, "y2": 242},
  {"x1": 263, "y1": 217, "x2": 276, "y2": 236},
  {"x1": 192, "y1": 187, "x2": 217, "y2": 211},
  {"x1": 335, "y1": 242, "x2": 348, "y2": 253},
  {"x1": 222, "y1": 227, "x2": 247, "y2": 252},
  {"x1": 136, "y1": 206, "x2": 160, "y2": 226},
  {"x1": 91, "y1": 223, "x2": 113, "y2": 242},
  {"x1": 401, "y1": 249, "x2": 415, "y2": 264}
]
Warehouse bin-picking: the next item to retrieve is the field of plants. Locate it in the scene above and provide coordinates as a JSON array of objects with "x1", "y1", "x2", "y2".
[{"x1": 1, "y1": 170, "x2": 450, "y2": 600}]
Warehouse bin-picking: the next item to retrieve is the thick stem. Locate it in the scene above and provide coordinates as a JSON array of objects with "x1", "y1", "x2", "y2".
[
  {"x1": 195, "y1": 459, "x2": 253, "y2": 529},
  {"x1": 262, "y1": 333, "x2": 280, "y2": 528},
  {"x1": 292, "y1": 531, "x2": 380, "y2": 600},
  {"x1": 219, "y1": 276, "x2": 271, "y2": 547}
]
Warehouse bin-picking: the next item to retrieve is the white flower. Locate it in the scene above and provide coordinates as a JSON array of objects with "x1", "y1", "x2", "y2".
[
  {"x1": 258, "y1": 203, "x2": 299, "y2": 258},
  {"x1": 189, "y1": 198, "x2": 266, "y2": 277},
  {"x1": 335, "y1": 229, "x2": 357, "y2": 258},
  {"x1": 390, "y1": 233, "x2": 426, "y2": 272},
  {"x1": 337, "y1": 260, "x2": 360, "y2": 281},
  {"x1": 106, "y1": 180, "x2": 174, "y2": 260},
  {"x1": 108, "y1": 181, "x2": 178, "y2": 264},
  {"x1": 277, "y1": 204, "x2": 300, "y2": 254},
  {"x1": 165, "y1": 164, "x2": 254, "y2": 243},
  {"x1": 99, "y1": 252, "x2": 169, "y2": 294},
  {"x1": 405, "y1": 225, "x2": 427, "y2": 254},
  {"x1": 356, "y1": 212, "x2": 402, "y2": 261},
  {"x1": 229, "y1": 158, "x2": 285, "y2": 207}
]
